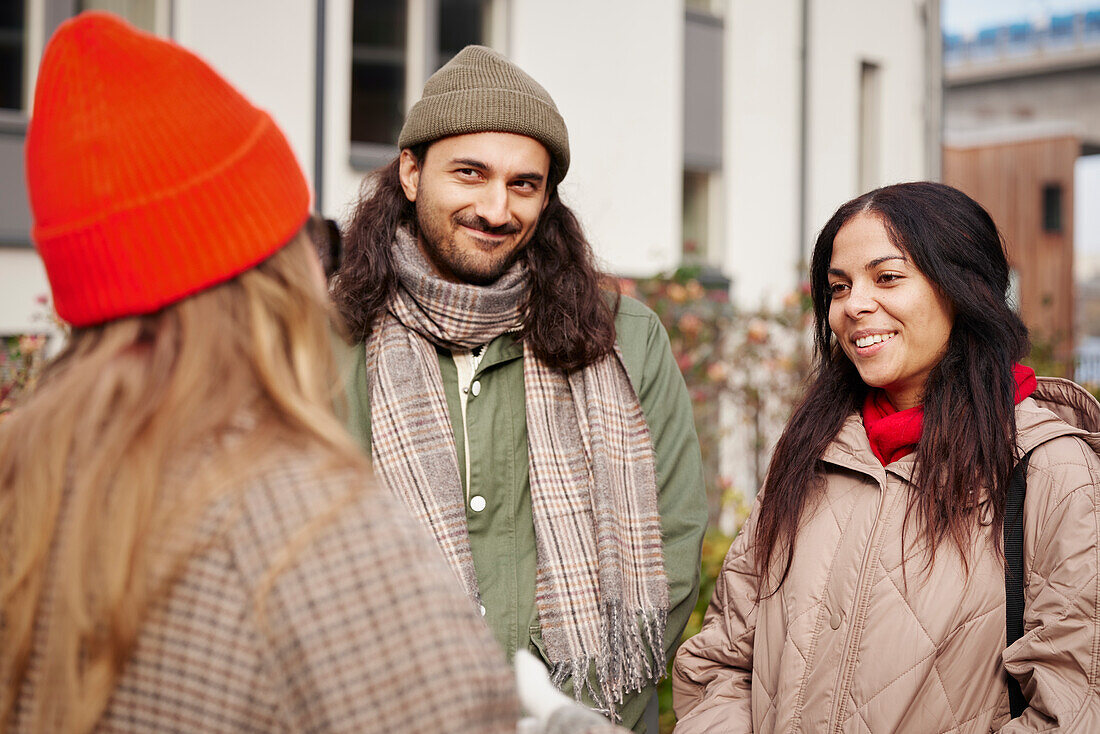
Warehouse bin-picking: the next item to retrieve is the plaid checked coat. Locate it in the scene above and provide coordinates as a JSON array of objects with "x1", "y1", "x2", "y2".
[{"x1": 11, "y1": 450, "x2": 525, "y2": 733}]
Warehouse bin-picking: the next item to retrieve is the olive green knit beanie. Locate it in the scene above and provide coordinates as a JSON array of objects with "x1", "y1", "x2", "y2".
[{"x1": 398, "y1": 45, "x2": 570, "y2": 180}]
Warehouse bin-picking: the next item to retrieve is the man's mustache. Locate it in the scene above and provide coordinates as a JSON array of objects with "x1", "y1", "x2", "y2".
[{"x1": 454, "y1": 214, "x2": 520, "y2": 236}]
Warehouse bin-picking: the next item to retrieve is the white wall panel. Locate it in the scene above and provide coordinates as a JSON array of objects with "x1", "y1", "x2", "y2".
[
  {"x1": 807, "y1": 0, "x2": 931, "y2": 241},
  {"x1": 725, "y1": 0, "x2": 803, "y2": 307},
  {"x1": 509, "y1": 0, "x2": 684, "y2": 276},
  {"x1": 173, "y1": 0, "x2": 317, "y2": 205},
  {"x1": 0, "y1": 250, "x2": 52, "y2": 336}
]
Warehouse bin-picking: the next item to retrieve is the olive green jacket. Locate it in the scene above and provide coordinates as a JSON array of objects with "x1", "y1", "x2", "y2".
[{"x1": 340, "y1": 295, "x2": 707, "y2": 732}]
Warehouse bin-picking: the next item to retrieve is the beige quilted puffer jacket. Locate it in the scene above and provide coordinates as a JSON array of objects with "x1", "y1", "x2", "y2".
[{"x1": 673, "y1": 377, "x2": 1100, "y2": 733}]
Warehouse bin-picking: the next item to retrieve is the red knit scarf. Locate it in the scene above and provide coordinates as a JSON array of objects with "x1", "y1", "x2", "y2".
[{"x1": 862, "y1": 364, "x2": 1038, "y2": 466}]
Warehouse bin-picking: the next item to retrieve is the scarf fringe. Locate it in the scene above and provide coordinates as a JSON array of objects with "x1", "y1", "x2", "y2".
[{"x1": 550, "y1": 604, "x2": 668, "y2": 722}]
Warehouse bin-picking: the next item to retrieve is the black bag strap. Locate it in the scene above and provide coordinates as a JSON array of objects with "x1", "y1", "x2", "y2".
[{"x1": 1004, "y1": 450, "x2": 1032, "y2": 719}]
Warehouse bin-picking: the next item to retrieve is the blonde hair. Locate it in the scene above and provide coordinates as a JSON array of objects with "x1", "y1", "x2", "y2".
[{"x1": 0, "y1": 233, "x2": 367, "y2": 732}]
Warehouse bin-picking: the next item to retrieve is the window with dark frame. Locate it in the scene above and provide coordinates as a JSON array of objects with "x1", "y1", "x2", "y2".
[
  {"x1": 350, "y1": 0, "x2": 408, "y2": 146},
  {"x1": 79, "y1": 1, "x2": 158, "y2": 33},
  {"x1": 681, "y1": 7, "x2": 723, "y2": 269},
  {"x1": 858, "y1": 60, "x2": 882, "y2": 192},
  {"x1": 350, "y1": 0, "x2": 490, "y2": 147},
  {"x1": 0, "y1": 1, "x2": 25, "y2": 112},
  {"x1": 1042, "y1": 184, "x2": 1063, "y2": 233},
  {"x1": 682, "y1": 170, "x2": 710, "y2": 263},
  {"x1": 437, "y1": 0, "x2": 489, "y2": 71}
]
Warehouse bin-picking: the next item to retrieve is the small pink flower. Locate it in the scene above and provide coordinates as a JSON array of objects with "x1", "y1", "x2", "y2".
[
  {"x1": 678, "y1": 313, "x2": 704, "y2": 338},
  {"x1": 706, "y1": 361, "x2": 729, "y2": 383},
  {"x1": 19, "y1": 335, "x2": 44, "y2": 354},
  {"x1": 746, "y1": 319, "x2": 769, "y2": 345}
]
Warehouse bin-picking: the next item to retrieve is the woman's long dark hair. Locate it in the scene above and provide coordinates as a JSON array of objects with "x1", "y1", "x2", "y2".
[
  {"x1": 754, "y1": 182, "x2": 1030, "y2": 592},
  {"x1": 332, "y1": 146, "x2": 618, "y2": 372}
]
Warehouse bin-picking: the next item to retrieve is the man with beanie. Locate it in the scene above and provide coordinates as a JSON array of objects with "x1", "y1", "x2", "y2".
[{"x1": 334, "y1": 45, "x2": 708, "y2": 732}]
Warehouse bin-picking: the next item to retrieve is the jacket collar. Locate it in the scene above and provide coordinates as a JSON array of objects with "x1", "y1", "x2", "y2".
[
  {"x1": 1016, "y1": 376, "x2": 1100, "y2": 455},
  {"x1": 434, "y1": 331, "x2": 524, "y2": 374},
  {"x1": 819, "y1": 376, "x2": 1100, "y2": 488},
  {"x1": 820, "y1": 415, "x2": 916, "y2": 486}
]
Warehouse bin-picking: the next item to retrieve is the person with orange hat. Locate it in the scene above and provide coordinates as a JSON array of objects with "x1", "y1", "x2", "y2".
[{"x1": 0, "y1": 12, "x2": 623, "y2": 734}]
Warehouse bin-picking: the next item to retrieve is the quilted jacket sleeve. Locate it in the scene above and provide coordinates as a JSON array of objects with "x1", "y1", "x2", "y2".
[
  {"x1": 670, "y1": 497, "x2": 763, "y2": 733},
  {"x1": 1000, "y1": 435, "x2": 1100, "y2": 733}
]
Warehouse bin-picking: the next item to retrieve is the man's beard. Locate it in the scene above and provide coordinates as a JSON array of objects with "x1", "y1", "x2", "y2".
[{"x1": 414, "y1": 200, "x2": 533, "y2": 286}]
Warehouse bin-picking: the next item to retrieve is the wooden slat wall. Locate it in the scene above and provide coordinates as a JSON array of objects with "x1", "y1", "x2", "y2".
[{"x1": 943, "y1": 137, "x2": 1078, "y2": 368}]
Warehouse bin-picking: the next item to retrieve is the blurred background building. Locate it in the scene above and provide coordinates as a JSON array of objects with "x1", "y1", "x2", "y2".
[
  {"x1": 943, "y1": 5, "x2": 1100, "y2": 375},
  {"x1": 0, "y1": 0, "x2": 941, "y2": 335},
  {"x1": 7, "y1": 0, "x2": 1100, "y2": 515}
]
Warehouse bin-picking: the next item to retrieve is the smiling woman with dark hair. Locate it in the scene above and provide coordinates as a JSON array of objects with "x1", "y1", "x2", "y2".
[{"x1": 672, "y1": 181, "x2": 1100, "y2": 733}]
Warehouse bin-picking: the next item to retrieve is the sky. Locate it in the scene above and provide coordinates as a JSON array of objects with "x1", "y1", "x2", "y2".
[
  {"x1": 942, "y1": 0, "x2": 1097, "y2": 35},
  {"x1": 942, "y1": 0, "x2": 1100, "y2": 256}
]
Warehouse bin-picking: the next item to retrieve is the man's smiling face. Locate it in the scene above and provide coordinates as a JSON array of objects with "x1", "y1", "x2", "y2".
[{"x1": 399, "y1": 132, "x2": 551, "y2": 286}]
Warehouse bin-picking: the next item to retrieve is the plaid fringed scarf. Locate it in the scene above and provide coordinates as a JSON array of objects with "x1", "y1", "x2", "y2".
[{"x1": 364, "y1": 230, "x2": 669, "y2": 715}]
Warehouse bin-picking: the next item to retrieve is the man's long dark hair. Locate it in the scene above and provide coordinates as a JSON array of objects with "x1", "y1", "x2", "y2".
[
  {"x1": 754, "y1": 182, "x2": 1030, "y2": 593},
  {"x1": 332, "y1": 146, "x2": 618, "y2": 372}
]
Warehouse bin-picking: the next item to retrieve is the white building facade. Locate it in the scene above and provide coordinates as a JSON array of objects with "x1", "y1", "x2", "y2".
[{"x1": 0, "y1": 0, "x2": 940, "y2": 332}]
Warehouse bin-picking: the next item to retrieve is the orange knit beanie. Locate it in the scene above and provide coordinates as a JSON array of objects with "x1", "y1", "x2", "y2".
[{"x1": 25, "y1": 12, "x2": 310, "y2": 327}]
